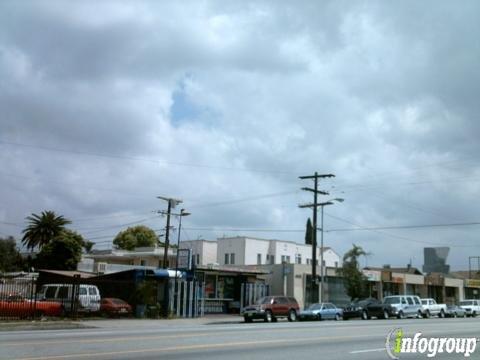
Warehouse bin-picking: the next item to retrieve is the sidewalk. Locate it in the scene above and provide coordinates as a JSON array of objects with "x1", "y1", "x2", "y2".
[{"x1": 0, "y1": 314, "x2": 243, "y2": 332}]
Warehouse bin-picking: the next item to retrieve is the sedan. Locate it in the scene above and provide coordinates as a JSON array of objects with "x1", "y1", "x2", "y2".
[
  {"x1": 445, "y1": 305, "x2": 467, "y2": 318},
  {"x1": 100, "y1": 298, "x2": 132, "y2": 317},
  {"x1": 299, "y1": 302, "x2": 343, "y2": 321}
]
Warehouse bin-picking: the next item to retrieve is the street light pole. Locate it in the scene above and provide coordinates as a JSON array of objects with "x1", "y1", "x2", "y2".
[
  {"x1": 174, "y1": 209, "x2": 190, "y2": 312},
  {"x1": 318, "y1": 198, "x2": 344, "y2": 303}
]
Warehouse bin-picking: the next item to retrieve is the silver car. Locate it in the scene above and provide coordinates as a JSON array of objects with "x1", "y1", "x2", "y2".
[{"x1": 383, "y1": 295, "x2": 423, "y2": 319}]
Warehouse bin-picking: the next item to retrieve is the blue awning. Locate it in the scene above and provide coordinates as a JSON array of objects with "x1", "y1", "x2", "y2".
[{"x1": 152, "y1": 269, "x2": 184, "y2": 278}]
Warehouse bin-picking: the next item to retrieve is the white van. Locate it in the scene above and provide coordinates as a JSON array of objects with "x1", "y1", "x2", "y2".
[
  {"x1": 383, "y1": 295, "x2": 423, "y2": 319},
  {"x1": 38, "y1": 284, "x2": 101, "y2": 312}
]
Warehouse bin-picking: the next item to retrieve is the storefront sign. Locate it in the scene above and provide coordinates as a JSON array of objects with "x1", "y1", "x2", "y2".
[
  {"x1": 465, "y1": 279, "x2": 480, "y2": 288},
  {"x1": 362, "y1": 269, "x2": 381, "y2": 282},
  {"x1": 177, "y1": 249, "x2": 192, "y2": 270}
]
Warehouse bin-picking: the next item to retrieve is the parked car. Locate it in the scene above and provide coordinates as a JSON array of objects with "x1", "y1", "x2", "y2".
[
  {"x1": 298, "y1": 302, "x2": 343, "y2": 321},
  {"x1": 0, "y1": 292, "x2": 64, "y2": 318},
  {"x1": 100, "y1": 298, "x2": 132, "y2": 317},
  {"x1": 362, "y1": 298, "x2": 397, "y2": 319},
  {"x1": 421, "y1": 298, "x2": 447, "y2": 318},
  {"x1": 242, "y1": 296, "x2": 299, "y2": 323},
  {"x1": 37, "y1": 284, "x2": 101, "y2": 312},
  {"x1": 382, "y1": 295, "x2": 423, "y2": 319},
  {"x1": 459, "y1": 299, "x2": 480, "y2": 317},
  {"x1": 445, "y1": 305, "x2": 467, "y2": 318},
  {"x1": 343, "y1": 298, "x2": 381, "y2": 320}
]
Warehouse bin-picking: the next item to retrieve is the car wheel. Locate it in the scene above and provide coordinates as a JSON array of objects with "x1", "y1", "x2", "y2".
[
  {"x1": 361, "y1": 310, "x2": 369, "y2": 320},
  {"x1": 35, "y1": 310, "x2": 45, "y2": 320},
  {"x1": 383, "y1": 310, "x2": 389, "y2": 319},
  {"x1": 244, "y1": 316, "x2": 252, "y2": 323},
  {"x1": 472, "y1": 311, "x2": 477, "y2": 318},
  {"x1": 335, "y1": 313, "x2": 341, "y2": 321},
  {"x1": 317, "y1": 314, "x2": 322, "y2": 321},
  {"x1": 264, "y1": 311, "x2": 273, "y2": 323},
  {"x1": 397, "y1": 311, "x2": 405, "y2": 319},
  {"x1": 439, "y1": 310, "x2": 445, "y2": 318},
  {"x1": 424, "y1": 310, "x2": 431, "y2": 319},
  {"x1": 453, "y1": 312, "x2": 457, "y2": 318},
  {"x1": 417, "y1": 310, "x2": 423, "y2": 319},
  {"x1": 288, "y1": 309, "x2": 297, "y2": 322}
]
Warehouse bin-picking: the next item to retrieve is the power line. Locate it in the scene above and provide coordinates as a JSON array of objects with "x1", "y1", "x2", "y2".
[{"x1": 0, "y1": 140, "x2": 297, "y2": 175}]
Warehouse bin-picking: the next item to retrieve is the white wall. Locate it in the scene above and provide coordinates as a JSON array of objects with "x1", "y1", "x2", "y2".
[
  {"x1": 217, "y1": 237, "x2": 245, "y2": 265},
  {"x1": 180, "y1": 240, "x2": 218, "y2": 266}
]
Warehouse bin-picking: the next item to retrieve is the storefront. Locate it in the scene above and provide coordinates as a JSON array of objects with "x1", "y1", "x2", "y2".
[{"x1": 464, "y1": 279, "x2": 480, "y2": 299}]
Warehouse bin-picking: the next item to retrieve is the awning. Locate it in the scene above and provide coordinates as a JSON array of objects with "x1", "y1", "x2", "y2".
[{"x1": 152, "y1": 269, "x2": 184, "y2": 279}]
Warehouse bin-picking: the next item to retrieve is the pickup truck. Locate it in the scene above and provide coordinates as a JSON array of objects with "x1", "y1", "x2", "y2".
[
  {"x1": 421, "y1": 298, "x2": 447, "y2": 318},
  {"x1": 459, "y1": 299, "x2": 480, "y2": 317}
]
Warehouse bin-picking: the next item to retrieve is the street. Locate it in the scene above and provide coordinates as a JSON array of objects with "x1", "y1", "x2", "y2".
[{"x1": 1, "y1": 317, "x2": 479, "y2": 360}]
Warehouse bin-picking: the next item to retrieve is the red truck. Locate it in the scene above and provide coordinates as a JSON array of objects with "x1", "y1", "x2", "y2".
[{"x1": 0, "y1": 292, "x2": 64, "y2": 318}]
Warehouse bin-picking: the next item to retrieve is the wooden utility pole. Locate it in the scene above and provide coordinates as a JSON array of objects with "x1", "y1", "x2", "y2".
[{"x1": 299, "y1": 172, "x2": 334, "y2": 305}]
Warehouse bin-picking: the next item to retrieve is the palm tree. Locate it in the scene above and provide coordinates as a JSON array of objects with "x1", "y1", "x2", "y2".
[{"x1": 22, "y1": 211, "x2": 71, "y2": 250}]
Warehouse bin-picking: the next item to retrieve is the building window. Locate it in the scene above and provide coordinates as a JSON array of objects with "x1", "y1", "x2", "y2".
[
  {"x1": 140, "y1": 260, "x2": 147, "y2": 266},
  {"x1": 224, "y1": 253, "x2": 229, "y2": 265},
  {"x1": 295, "y1": 254, "x2": 302, "y2": 264},
  {"x1": 196, "y1": 254, "x2": 200, "y2": 265},
  {"x1": 270, "y1": 255, "x2": 275, "y2": 264},
  {"x1": 334, "y1": 261, "x2": 338, "y2": 268},
  {"x1": 257, "y1": 253, "x2": 262, "y2": 265},
  {"x1": 322, "y1": 260, "x2": 326, "y2": 266},
  {"x1": 230, "y1": 253, "x2": 235, "y2": 265},
  {"x1": 281, "y1": 255, "x2": 291, "y2": 264}
]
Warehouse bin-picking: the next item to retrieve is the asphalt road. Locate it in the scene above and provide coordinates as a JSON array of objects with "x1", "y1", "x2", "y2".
[{"x1": 1, "y1": 317, "x2": 479, "y2": 360}]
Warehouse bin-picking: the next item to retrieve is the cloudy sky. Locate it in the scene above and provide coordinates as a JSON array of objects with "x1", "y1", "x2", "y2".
[{"x1": 1, "y1": 0, "x2": 479, "y2": 270}]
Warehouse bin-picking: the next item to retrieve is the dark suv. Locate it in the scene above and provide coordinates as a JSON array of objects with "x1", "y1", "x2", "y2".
[{"x1": 242, "y1": 296, "x2": 300, "y2": 323}]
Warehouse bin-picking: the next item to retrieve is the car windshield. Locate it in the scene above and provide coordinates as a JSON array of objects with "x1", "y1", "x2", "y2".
[
  {"x1": 421, "y1": 300, "x2": 428, "y2": 305},
  {"x1": 307, "y1": 304, "x2": 321, "y2": 310},
  {"x1": 111, "y1": 298, "x2": 127, "y2": 305},
  {"x1": 255, "y1": 297, "x2": 272, "y2": 305},
  {"x1": 460, "y1": 301, "x2": 473, "y2": 306},
  {"x1": 383, "y1": 297, "x2": 400, "y2": 305}
]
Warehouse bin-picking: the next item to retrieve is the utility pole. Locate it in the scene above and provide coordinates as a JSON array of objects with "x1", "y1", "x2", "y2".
[
  {"x1": 299, "y1": 172, "x2": 334, "y2": 305},
  {"x1": 157, "y1": 196, "x2": 182, "y2": 317},
  {"x1": 157, "y1": 196, "x2": 183, "y2": 268}
]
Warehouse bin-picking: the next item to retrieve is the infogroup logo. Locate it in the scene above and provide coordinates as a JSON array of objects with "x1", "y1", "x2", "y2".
[{"x1": 385, "y1": 328, "x2": 478, "y2": 359}]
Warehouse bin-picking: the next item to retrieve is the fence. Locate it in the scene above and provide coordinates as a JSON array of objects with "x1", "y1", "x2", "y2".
[
  {"x1": 240, "y1": 283, "x2": 270, "y2": 313},
  {"x1": 171, "y1": 279, "x2": 204, "y2": 318},
  {"x1": 0, "y1": 274, "x2": 39, "y2": 320}
]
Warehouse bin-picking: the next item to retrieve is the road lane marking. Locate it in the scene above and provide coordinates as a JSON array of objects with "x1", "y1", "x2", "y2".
[
  {"x1": 350, "y1": 348, "x2": 386, "y2": 354},
  {"x1": 12, "y1": 333, "x2": 385, "y2": 360}
]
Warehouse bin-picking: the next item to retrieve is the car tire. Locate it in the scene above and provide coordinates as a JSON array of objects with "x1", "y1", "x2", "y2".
[
  {"x1": 424, "y1": 310, "x2": 431, "y2": 319},
  {"x1": 383, "y1": 310, "x2": 389, "y2": 320},
  {"x1": 244, "y1": 316, "x2": 252, "y2": 323},
  {"x1": 439, "y1": 310, "x2": 445, "y2": 318},
  {"x1": 317, "y1": 314, "x2": 322, "y2": 321},
  {"x1": 397, "y1": 311, "x2": 405, "y2": 319},
  {"x1": 417, "y1": 310, "x2": 423, "y2": 319},
  {"x1": 288, "y1": 309, "x2": 297, "y2": 322},
  {"x1": 453, "y1": 312, "x2": 457, "y2": 318},
  {"x1": 35, "y1": 310, "x2": 45, "y2": 320},
  {"x1": 361, "y1": 310, "x2": 369, "y2": 320},
  {"x1": 335, "y1": 313, "x2": 341, "y2": 321},
  {"x1": 264, "y1": 311, "x2": 273, "y2": 323},
  {"x1": 472, "y1": 311, "x2": 477, "y2": 318}
]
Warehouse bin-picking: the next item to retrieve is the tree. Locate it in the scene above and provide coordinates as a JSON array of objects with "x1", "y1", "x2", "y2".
[
  {"x1": 34, "y1": 230, "x2": 83, "y2": 270},
  {"x1": 22, "y1": 211, "x2": 71, "y2": 250},
  {"x1": 113, "y1": 225, "x2": 158, "y2": 251},
  {"x1": 338, "y1": 244, "x2": 369, "y2": 300},
  {"x1": 305, "y1": 218, "x2": 313, "y2": 245},
  {"x1": 0, "y1": 236, "x2": 24, "y2": 272}
]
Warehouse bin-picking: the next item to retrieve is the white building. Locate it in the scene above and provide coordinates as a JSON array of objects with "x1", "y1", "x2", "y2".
[
  {"x1": 180, "y1": 239, "x2": 218, "y2": 266},
  {"x1": 216, "y1": 236, "x2": 341, "y2": 267},
  {"x1": 179, "y1": 236, "x2": 341, "y2": 268}
]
